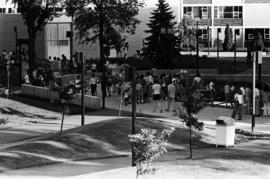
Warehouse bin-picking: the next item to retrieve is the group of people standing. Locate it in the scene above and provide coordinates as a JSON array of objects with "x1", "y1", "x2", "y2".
[{"x1": 224, "y1": 83, "x2": 270, "y2": 120}]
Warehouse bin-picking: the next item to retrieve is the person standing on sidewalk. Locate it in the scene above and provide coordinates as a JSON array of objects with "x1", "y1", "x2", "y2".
[
  {"x1": 245, "y1": 85, "x2": 251, "y2": 114},
  {"x1": 152, "y1": 79, "x2": 162, "y2": 113},
  {"x1": 209, "y1": 80, "x2": 215, "y2": 106},
  {"x1": 224, "y1": 82, "x2": 230, "y2": 107},
  {"x1": 231, "y1": 89, "x2": 243, "y2": 120},
  {"x1": 166, "y1": 80, "x2": 176, "y2": 112},
  {"x1": 262, "y1": 86, "x2": 270, "y2": 116}
]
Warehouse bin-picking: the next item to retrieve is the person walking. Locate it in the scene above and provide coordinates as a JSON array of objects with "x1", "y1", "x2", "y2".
[
  {"x1": 262, "y1": 87, "x2": 270, "y2": 116},
  {"x1": 89, "y1": 73, "x2": 98, "y2": 96},
  {"x1": 245, "y1": 85, "x2": 251, "y2": 114},
  {"x1": 166, "y1": 80, "x2": 176, "y2": 112},
  {"x1": 231, "y1": 89, "x2": 243, "y2": 120},
  {"x1": 209, "y1": 80, "x2": 215, "y2": 106},
  {"x1": 255, "y1": 87, "x2": 261, "y2": 116},
  {"x1": 224, "y1": 82, "x2": 230, "y2": 107},
  {"x1": 152, "y1": 79, "x2": 162, "y2": 113}
]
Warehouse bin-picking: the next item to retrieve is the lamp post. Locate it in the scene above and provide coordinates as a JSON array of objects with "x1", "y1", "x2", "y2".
[
  {"x1": 14, "y1": 26, "x2": 21, "y2": 84},
  {"x1": 234, "y1": 29, "x2": 240, "y2": 73},
  {"x1": 217, "y1": 28, "x2": 221, "y2": 60},
  {"x1": 196, "y1": 21, "x2": 200, "y2": 75},
  {"x1": 207, "y1": 26, "x2": 210, "y2": 56}
]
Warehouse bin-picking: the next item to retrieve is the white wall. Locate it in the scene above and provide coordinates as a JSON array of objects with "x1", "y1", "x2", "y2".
[
  {"x1": 244, "y1": 4, "x2": 270, "y2": 27},
  {"x1": 212, "y1": 0, "x2": 243, "y2": 5}
]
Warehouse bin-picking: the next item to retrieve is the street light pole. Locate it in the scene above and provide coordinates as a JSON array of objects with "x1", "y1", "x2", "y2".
[
  {"x1": 252, "y1": 51, "x2": 256, "y2": 132},
  {"x1": 217, "y1": 28, "x2": 220, "y2": 60},
  {"x1": 196, "y1": 21, "x2": 200, "y2": 75},
  {"x1": 207, "y1": 26, "x2": 210, "y2": 56}
]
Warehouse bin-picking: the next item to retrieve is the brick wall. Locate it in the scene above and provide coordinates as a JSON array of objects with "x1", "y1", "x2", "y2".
[
  {"x1": 214, "y1": 19, "x2": 243, "y2": 26},
  {"x1": 183, "y1": 0, "x2": 212, "y2": 4}
]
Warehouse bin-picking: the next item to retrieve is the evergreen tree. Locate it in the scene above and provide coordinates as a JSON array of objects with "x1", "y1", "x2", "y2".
[
  {"x1": 143, "y1": 0, "x2": 178, "y2": 68},
  {"x1": 223, "y1": 24, "x2": 233, "y2": 51}
]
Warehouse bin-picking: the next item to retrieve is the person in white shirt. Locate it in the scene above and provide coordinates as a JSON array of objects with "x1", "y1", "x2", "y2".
[
  {"x1": 89, "y1": 73, "x2": 98, "y2": 96},
  {"x1": 152, "y1": 79, "x2": 162, "y2": 113},
  {"x1": 231, "y1": 89, "x2": 243, "y2": 120},
  {"x1": 166, "y1": 80, "x2": 176, "y2": 112}
]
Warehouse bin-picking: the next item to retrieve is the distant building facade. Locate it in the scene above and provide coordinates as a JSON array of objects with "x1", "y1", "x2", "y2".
[
  {"x1": 0, "y1": 1, "x2": 71, "y2": 59},
  {"x1": 179, "y1": 0, "x2": 270, "y2": 48}
]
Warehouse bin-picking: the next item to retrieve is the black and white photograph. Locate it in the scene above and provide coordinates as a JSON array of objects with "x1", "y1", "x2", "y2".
[{"x1": 0, "y1": 0, "x2": 270, "y2": 178}]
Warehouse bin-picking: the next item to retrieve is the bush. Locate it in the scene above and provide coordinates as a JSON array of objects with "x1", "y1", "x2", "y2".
[{"x1": 129, "y1": 128, "x2": 174, "y2": 178}]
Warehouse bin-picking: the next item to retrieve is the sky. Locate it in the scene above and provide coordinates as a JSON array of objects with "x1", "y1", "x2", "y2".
[{"x1": 145, "y1": 0, "x2": 179, "y2": 7}]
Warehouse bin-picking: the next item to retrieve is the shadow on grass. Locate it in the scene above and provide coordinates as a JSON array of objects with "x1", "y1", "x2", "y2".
[{"x1": 8, "y1": 95, "x2": 160, "y2": 118}]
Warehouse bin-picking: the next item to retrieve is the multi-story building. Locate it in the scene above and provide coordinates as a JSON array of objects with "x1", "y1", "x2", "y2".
[
  {"x1": 179, "y1": 0, "x2": 270, "y2": 49},
  {"x1": 0, "y1": 1, "x2": 71, "y2": 59}
]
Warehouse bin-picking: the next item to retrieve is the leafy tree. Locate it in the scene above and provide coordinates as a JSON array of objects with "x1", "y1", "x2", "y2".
[
  {"x1": 223, "y1": 24, "x2": 233, "y2": 51},
  {"x1": 178, "y1": 17, "x2": 197, "y2": 51},
  {"x1": 253, "y1": 32, "x2": 265, "y2": 51},
  {"x1": 74, "y1": 0, "x2": 144, "y2": 108},
  {"x1": 9, "y1": 0, "x2": 60, "y2": 71},
  {"x1": 143, "y1": 0, "x2": 178, "y2": 68},
  {"x1": 179, "y1": 80, "x2": 205, "y2": 159}
]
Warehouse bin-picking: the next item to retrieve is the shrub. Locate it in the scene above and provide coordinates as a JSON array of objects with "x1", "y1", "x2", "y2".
[{"x1": 128, "y1": 128, "x2": 174, "y2": 178}]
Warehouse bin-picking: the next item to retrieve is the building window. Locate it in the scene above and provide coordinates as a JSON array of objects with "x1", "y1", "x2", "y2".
[
  {"x1": 8, "y1": 8, "x2": 12, "y2": 13},
  {"x1": 0, "y1": 8, "x2": 6, "y2": 14},
  {"x1": 184, "y1": 7, "x2": 192, "y2": 18},
  {"x1": 214, "y1": 6, "x2": 242, "y2": 19},
  {"x1": 265, "y1": 29, "x2": 270, "y2": 41},
  {"x1": 184, "y1": 6, "x2": 210, "y2": 19}
]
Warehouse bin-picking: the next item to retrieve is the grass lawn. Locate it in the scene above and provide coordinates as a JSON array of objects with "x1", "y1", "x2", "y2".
[{"x1": 0, "y1": 118, "x2": 209, "y2": 171}]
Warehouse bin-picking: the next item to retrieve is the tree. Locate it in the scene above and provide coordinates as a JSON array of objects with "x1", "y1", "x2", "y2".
[
  {"x1": 51, "y1": 82, "x2": 76, "y2": 138},
  {"x1": 179, "y1": 80, "x2": 205, "y2": 159},
  {"x1": 9, "y1": 0, "x2": 60, "y2": 71},
  {"x1": 74, "y1": 0, "x2": 144, "y2": 108},
  {"x1": 253, "y1": 32, "x2": 265, "y2": 51},
  {"x1": 223, "y1": 24, "x2": 233, "y2": 51},
  {"x1": 143, "y1": 0, "x2": 178, "y2": 68},
  {"x1": 178, "y1": 17, "x2": 197, "y2": 51}
]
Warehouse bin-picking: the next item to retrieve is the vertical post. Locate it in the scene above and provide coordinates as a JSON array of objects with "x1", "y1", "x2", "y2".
[
  {"x1": 196, "y1": 21, "x2": 199, "y2": 75},
  {"x1": 258, "y1": 51, "x2": 262, "y2": 85},
  {"x1": 14, "y1": 26, "x2": 20, "y2": 84},
  {"x1": 207, "y1": 26, "x2": 210, "y2": 56},
  {"x1": 252, "y1": 52, "x2": 256, "y2": 132},
  {"x1": 81, "y1": 52, "x2": 85, "y2": 126},
  {"x1": 70, "y1": 17, "x2": 74, "y2": 63},
  {"x1": 234, "y1": 31, "x2": 237, "y2": 73},
  {"x1": 131, "y1": 66, "x2": 136, "y2": 167},
  {"x1": 99, "y1": 1, "x2": 106, "y2": 109},
  {"x1": 217, "y1": 28, "x2": 220, "y2": 60}
]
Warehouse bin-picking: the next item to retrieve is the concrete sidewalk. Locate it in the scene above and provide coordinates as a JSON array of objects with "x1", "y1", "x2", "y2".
[{"x1": 105, "y1": 96, "x2": 270, "y2": 135}]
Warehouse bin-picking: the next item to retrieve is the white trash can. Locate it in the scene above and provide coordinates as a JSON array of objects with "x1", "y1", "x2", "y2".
[{"x1": 215, "y1": 116, "x2": 235, "y2": 148}]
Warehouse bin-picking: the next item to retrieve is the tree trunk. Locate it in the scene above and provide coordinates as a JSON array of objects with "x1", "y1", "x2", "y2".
[
  {"x1": 59, "y1": 104, "x2": 65, "y2": 138},
  {"x1": 28, "y1": 28, "x2": 36, "y2": 72}
]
